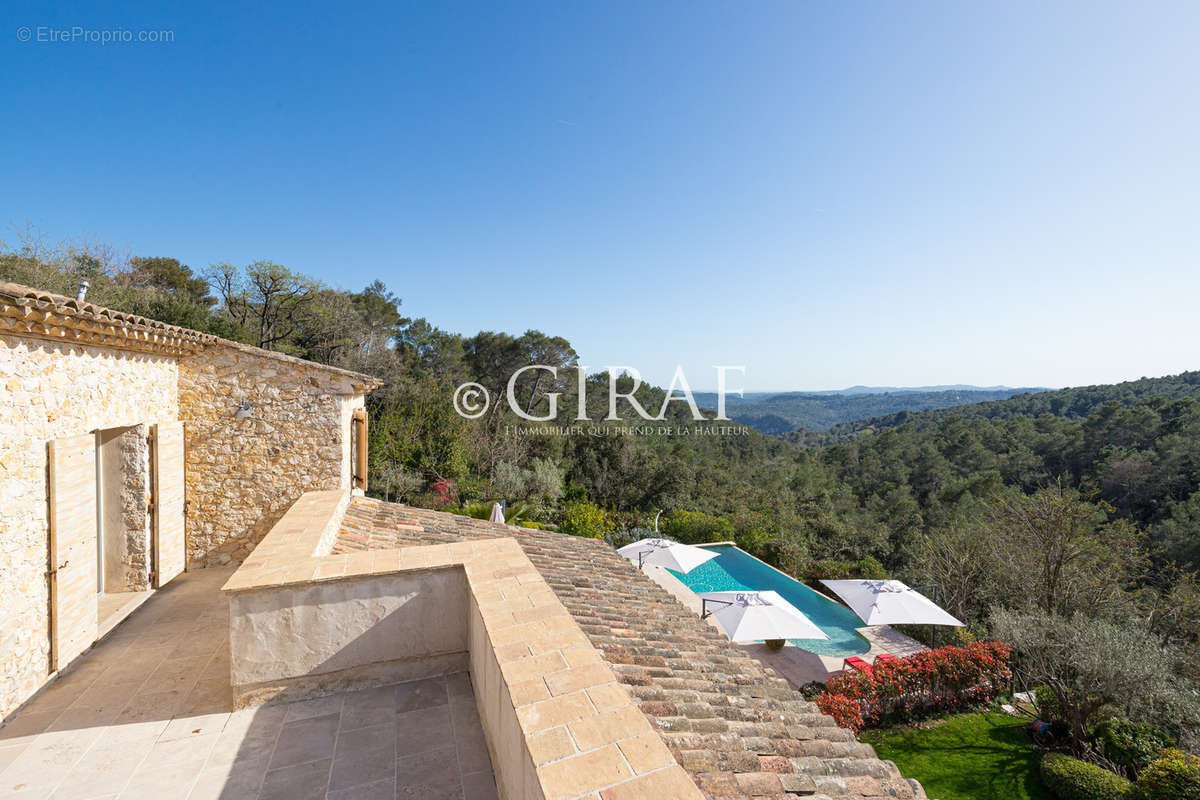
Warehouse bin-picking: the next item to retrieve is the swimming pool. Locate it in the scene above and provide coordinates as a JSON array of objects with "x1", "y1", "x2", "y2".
[{"x1": 667, "y1": 543, "x2": 871, "y2": 657}]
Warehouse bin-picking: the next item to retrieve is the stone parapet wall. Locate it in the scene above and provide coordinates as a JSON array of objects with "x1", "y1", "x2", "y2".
[
  {"x1": 0, "y1": 336, "x2": 178, "y2": 720},
  {"x1": 179, "y1": 347, "x2": 366, "y2": 568},
  {"x1": 223, "y1": 492, "x2": 701, "y2": 799}
]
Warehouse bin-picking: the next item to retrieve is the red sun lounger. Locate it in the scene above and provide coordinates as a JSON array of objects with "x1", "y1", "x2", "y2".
[{"x1": 843, "y1": 656, "x2": 872, "y2": 674}]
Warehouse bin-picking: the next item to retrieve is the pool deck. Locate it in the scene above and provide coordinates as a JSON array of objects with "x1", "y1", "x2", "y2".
[{"x1": 643, "y1": 564, "x2": 927, "y2": 687}]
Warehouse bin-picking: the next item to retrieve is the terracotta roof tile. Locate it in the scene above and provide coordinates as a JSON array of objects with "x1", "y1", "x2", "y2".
[{"x1": 0, "y1": 280, "x2": 381, "y2": 386}]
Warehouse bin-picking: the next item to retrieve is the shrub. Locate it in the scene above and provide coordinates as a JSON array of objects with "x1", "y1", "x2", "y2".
[
  {"x1": 607, "y1": 526, "x2": 650, "y2": 549},
  {"x1": 430, "y1": 477, "x2": 457, "y2": 506},
  {"x1": 1138, "y1": 748, "x2": 1200, "y2": 800},
  {"x1": 1093, "y1": 717, "x2": 1174, "y2": 777},
  {"x1": 815, "y1": 692, "x2": 864, "y2": 733},
  {"x1": 802, "y1": 560, "x2": 850, "y2": 582},
  {"x1": 661, "y1": 510, "x2": 735, "y2": 544},
  {"x1": 521, "y1": 502, "x2": 559, "y2": 525},
  {"x1": 1039, "y1": 753, "x2": 1135, "y2": 800},
  {"x1": 816, "y1": 642, "x2": 1012, "y2": 730},
  {"x1": 370, "y1": 464, "x2": 425, "y2": 502},
  {"x1": 460, "y1": 501, "x2": 493, "y2": 520},
  {"x1": 733, "y1": 525, "x2": 770, "y2": 555},
  {"x1": 1035, "y1": 684, "x2": 1068, "y2": 724},
  {"x1": 798, "y1": 681, "x2": 827, "y2": 701},
  {"x1": 560, "y1": 501, "x2": 613, "y2": 540},
  {"x1": 801, "y1": 556, "x2": 887, "y2": 583},
  {"x1": 852, "y1": 556, "x2": 888, "y2": 579}
]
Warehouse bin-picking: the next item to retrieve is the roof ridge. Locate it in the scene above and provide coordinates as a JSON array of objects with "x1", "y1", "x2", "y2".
[{"x1": 0, "y1": 280, "x2": 381, "y2": 385}]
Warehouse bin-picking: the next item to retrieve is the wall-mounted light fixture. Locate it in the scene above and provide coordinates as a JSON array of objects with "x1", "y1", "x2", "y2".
[{"x1": 234, "y1": 401, "x2": 252, "y2": 419}]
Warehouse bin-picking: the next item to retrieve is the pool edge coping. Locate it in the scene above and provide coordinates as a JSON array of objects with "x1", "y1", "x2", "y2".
[{"x1": 689, "y1": 541, "x2": 862, "y2": 614}]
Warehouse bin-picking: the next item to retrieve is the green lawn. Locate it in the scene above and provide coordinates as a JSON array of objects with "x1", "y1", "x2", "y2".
[{"x1": 861, "y1": 711, "x2": 1051, "y2": 800}]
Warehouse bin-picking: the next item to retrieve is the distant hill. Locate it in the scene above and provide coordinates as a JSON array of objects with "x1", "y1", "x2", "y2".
[
  {"x1": 693, "y1": 386, "x2": 1046, "y2": 433},
  {"x1": 827, "y1": 384, "x2": 1034, "y2": 396},
  {"x1": 812, "y1": 370, "x2": 1200, "y2": 441}
]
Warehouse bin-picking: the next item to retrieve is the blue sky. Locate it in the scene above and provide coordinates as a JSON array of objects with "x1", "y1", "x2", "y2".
[{"x1": 3, "y1": 1, "x2": 1199, "y2": 391}]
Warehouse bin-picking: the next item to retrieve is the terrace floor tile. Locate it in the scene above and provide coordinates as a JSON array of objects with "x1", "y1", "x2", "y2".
[{"x1": 0, "y1": 567, "x2": 495, "y2": 800}]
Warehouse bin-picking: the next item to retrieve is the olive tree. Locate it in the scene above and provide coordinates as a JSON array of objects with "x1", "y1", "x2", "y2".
[
  {"x1": 991, "y1": 608, "x2": 1200, "y2": 750},
  {"x1": 527, "y1": 458, "x2": 564, "y2": 501},
  {"x1": 491, "y1": 461, "x2": 527, "y2": 499}
]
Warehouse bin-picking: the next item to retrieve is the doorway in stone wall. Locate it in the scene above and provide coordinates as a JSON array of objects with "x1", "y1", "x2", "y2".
[
  {"x1": 47, "y1": 422, "x2": 188, "y2": 673},
  {"x1": 94, "y1": 424, "x2": 155, "y2": 635}
]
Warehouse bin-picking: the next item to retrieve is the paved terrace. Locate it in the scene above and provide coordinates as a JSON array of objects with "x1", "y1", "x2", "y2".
[
  {"x1": 334, "y1": 498, "x2": 925, "y2": 800},
  {"x1": 0, "y1": 567, "x2": 498, "y2": 800}
]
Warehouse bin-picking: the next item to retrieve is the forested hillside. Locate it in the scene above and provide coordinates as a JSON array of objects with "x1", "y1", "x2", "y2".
[
  {"x1": 5, "y1": 238, "x2": 1199, "y2": 581},
  {"x1": 6, "y1": 238, "x2": 1200, "y2": 735},
  {"x1": 811, "y1": 371, "x2": 1200, "y2": 440},
  {"x1": 694, "y1": 387, "x2": 1044, "y2": 434}
]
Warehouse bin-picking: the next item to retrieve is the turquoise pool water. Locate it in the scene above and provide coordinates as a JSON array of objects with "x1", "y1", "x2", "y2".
[{"x1": 668, "y1": 543, "x2": 871, "y2": 657}]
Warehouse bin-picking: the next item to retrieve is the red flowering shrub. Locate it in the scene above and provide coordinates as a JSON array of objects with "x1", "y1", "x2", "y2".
[
  {"x1": 431, "y1": 478, "x2": 457, "y2": 506},
  {"x1": 817, "y1": 641, "x2": 1012, "y2": 731},
  {"x1": 816, "y1": 691, "x2": 865, "y2": 732}
]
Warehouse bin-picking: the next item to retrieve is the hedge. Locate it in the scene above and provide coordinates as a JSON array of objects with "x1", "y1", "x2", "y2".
[
  {"x1": 1138, "y1": 748, "x2": 1200, "y2": 800},
  {"x1": 815, "y1": 642, "x2": 1012, "y2": 732},
  {"x1": 1039, "y1": 753, "x2": 1136, "y2": 800}
]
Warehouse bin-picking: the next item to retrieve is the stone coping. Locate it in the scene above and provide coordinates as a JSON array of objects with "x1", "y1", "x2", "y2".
[
  {"x1": 221, "y1": 489, "x2": 353, "y2": 592},
  {"x1": 223, "y1": 490, "x2": 703, "y2": 800}
]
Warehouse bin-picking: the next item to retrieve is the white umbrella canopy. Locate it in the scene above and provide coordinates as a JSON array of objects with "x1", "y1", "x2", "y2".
[
  {"x1": 616, "y1": 538, "x2": 719, "y2": 573},
  {"x1": 489, "y1": 502, "x2": 505, "y2": 524},
  {"x1": 820, "y1": 579, "x2": 965, "y2": 627},
  {"x1": 698, "y1": 590, "x2": 830, "y2": 642}
]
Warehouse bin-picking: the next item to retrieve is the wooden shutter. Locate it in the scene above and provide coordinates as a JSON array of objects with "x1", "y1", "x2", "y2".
[
  {"x1": 151, "y1": 422, "x2": 186, "y2": 587},
  {"x1": 353, "y1": 408, "x2": 368, "y2": 491},
  {"x1": 48, "y1": 434, "x2": 99, "y2": 672}
]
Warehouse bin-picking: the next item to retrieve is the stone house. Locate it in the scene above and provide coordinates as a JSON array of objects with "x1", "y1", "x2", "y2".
[{"x1": 0, "y1": 281, "x2": 380, "y2": 721}]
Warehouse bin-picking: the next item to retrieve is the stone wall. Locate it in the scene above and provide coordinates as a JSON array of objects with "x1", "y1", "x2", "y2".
[
  {"x1": 0, "y1": 336, "x2": 178, "y2": 720},
  {"x1": 229, "y1": 568, "x2": 470, "y2": 706},
  {"x1": 179, "y1": 345, "x2": 365, "y2": 568}
]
